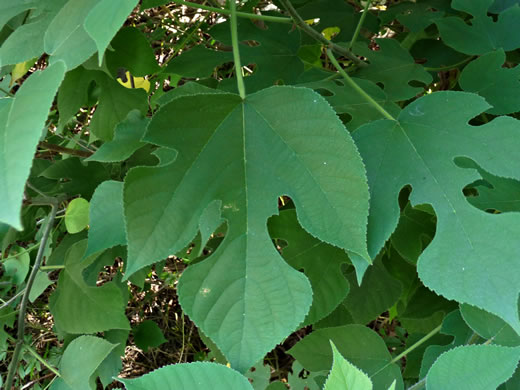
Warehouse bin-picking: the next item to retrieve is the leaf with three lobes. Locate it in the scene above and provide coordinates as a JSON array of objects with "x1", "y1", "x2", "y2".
[
  {"x1": 459, "y1": 50, "x2": 520, "y2": 115},
  {"x1": 123, "y1": 86, "x2": 370, "y2": 372},
  {"x1": 49, "y1": 240, "x2": 130, "y2": 333},
  {"x1": 49, "y1": 335, "x2": 116, "y2": 390},
  {"x1": 353, "y1": 91, "x2": 520, "y2": 334},
  {"x1": 436, "y1": 0, "x2": 520, "y2": 55},
  {"x1": 0, "y1": 61, "x2": 66, "y2": 230},
  {"x1": 425, "y1": 345, "x2": 520, "y2": 390},
  {"x1": 119, "y1": 362, "x2": 254, "y2": 389},
  {"x1": 268, "y1": 208, "x2": 351, "y2": 327}
]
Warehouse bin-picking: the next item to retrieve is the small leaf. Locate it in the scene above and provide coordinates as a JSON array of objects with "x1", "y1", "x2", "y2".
[
  {"x1": 49, "y1": 335, "x2": 116, "y2": 390},
  {"x1": 425, "y1": 345, "x2": 520, "y2": 389},
  {"x1": 65, "y1": 198, "x2": 90, "y2": 234},
  {"x1": 119, "y1": 362, "x2": 254, "y2": 389},
  {"x1": 133, "y1": 320, "x2": 166, "y2": 351},
  {"x1": 3, "y1": 249, "x2": 30, "y2": 285},
  {"x1": 324, "y1": 341, "x2": 373, "y2": 390},
  {"x1": 10, "y1": 58, "x2": 37, "y2": 85}
]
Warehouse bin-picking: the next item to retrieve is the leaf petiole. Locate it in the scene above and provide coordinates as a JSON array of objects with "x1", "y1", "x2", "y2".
[{"x1": 229, "y1": 0, "x2": 246, "y2": 99}]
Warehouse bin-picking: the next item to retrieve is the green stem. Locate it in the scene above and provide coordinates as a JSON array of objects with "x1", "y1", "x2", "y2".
[
  {"x1": 326, "y1": 49, "x2": 396, "y2": 121},
  {"x1": 169, "y1": 0, "x2": 292, "y2": 23},
  {"x1": 0, "y1": 86, "x2": 14, "y2": 97},
  {"x1": 5, "y1": 201, "x2": 59, "y2": 389},
  {"x1": 40, "y1": 265, "x2": 65, "y2": 271},
  {"x1": 280, "y1": 0, "x2": 367, "y2": 67},
  {"x1": 389, "y1": 324, "x2": 442, "y2": 365},
  {"x1": 370, "y1": 323, "x2": 442, "y2": 381},
  {"x1": 348, "y1": 0, "x2": 371, "y2": 50},
  {"x1": 229, "y1": 0, "x2": 246, "y2": 99},
  {"x1": 424, "y1": 56, "x2": 475, "y2": 72},
  {"x1": 1, "y1": 242, "x2": 40, "y2": 263},
  {"x1": 24, "y1": 343, "x2": 61, "y2": 378}
]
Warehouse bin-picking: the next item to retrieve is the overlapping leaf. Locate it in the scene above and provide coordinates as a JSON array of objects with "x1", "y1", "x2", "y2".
[
  {"x1": 354, "y1": 91, "x2": 520, "y2": 334},
  {"x1": 436, "y1": 0, "x2": 520, "y2": 54},
  {"x1": 0, "y1": 62, "x2": 66, "y2": 229},
  {"x1": 123, "y1": 86, "x2": 370, "y2": 372}
]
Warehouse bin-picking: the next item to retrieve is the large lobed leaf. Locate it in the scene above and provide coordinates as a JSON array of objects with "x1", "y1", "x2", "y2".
[
  {"x1": 123, "y1": 86, "x2": 370, "y2": 372},
  {"x1": 353, "y1": 91, "x2": 520, "y2": 334}
]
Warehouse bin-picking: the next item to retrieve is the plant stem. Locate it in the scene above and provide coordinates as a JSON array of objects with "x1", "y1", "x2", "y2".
[
  {"x1": 38, "y1": 141, "x2": 93, "y2": 158},
  {"x1": 24, "y1": 343, "x2": 61, "y2": 378},
  {"x1": 0, "y1": 243, "x2": 40, "y2": 263},
  {"x1": 229, "y1": 0, "x2": 246, "y2": 99},
  {"x1": 423, "y1": 56, "x2": 475, "y2": 72},
  {"x1": 169, "y1": 0, "x2": 292, "y2": 23},
  {"x1": 0, "y1": 86, "x2": 14, "y2": 97},
  {"x1": 389, "y1": 323, "x2": 442, "y2": 365},
  {"x1": 5, "y1": 201, "x2": 59, "y2": 390},
  {"x1": 326, "y1": 49, "x2": 396, "y2": 121},
  {"x1": 280, "y1": 0, "x2": 367, "y2": 67},
  {"x1": 370, "y1": 323, "x2": 442, "y2": 381},
  {"x1": 348, "y1": 0, "x2": 371, "y2": 50}
]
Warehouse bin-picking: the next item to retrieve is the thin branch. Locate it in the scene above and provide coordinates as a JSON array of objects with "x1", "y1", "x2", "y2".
[
  {"x1": 327, "y1": 49, "x2": 396, "y2": 121},
  {"x1": 280, "y1": 0, "x2": 367, "y2": 67},
  {"x1": 38, "y1": 141, "x2": 93, "y2": 158},
  {"x1": 348, "y1": 0, "x2": 371, "y2": 50},
  {"x1": 168, "y1": 0, "x2": 292, "y2": 23},
  {"x1": 5, "y1": 201, "x2": 59, "y2": 389},
  {"x1": 0, "y1": 86, "x2": 14, "y2": 97}
]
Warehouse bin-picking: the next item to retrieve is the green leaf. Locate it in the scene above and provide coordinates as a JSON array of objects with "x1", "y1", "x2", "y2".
[
  {"x1": 133, "y1": 320, "x2": 166, "y2": 351},
  {"x1": 84, "y1": 0, "x2": 139, "y2": 65},
  {"x1": 86, "y1": 110, "x2": 149, "y2": 163},
  {"x1": 164, "y1": 46, "x2": 233, "y2": 78},
  {"x1": 436, "y1": 0, "x2": 520, "y2": 55},
  {"x1": 295, "y1": 0, "x2": 379, "y2": 43},
  {"x1": 0, "y1": 61, "x2": 66, "y2": 229},
  {"x1": 324, "y1": 341, "x2": 373, "y2": 390},
  {"x1": 124, "y1": 86, "x2": 370, "y2": 372},
  {"x1": 300, "y1": 79, "x2": 401, "y2": 131},
  {"x1": 420, "y1": 310, "x2": 473, "y2": 378},
  {"x1": 209, "y1": 21, "x2": 304, "y2": 92},
  {"x1": 245, "y1": 361, "x2": 270, "y2": 390},
  {"x1": 289, "y1": 325, "x2": 403, "y2": 389},
  {"x1": 44, "y1": 0, "x2": 102, "y2": 69},
  {"x1": 49, "y1": 240, "x2": 130, "y2": 333},
  {"x1": 65, "y1": 198, "x2": 90, "y2": 234},
  {"x1": 460, "y1": 304, "x2": 520, "y2": 346},
  {"x1": 98, "y1": 329, "x2": 129, "y2": 388},
  {"x1": 353, "y1": 39, "x2": 432, "y2": 101},
  {"x1": 106, "y1": 27, "x2": 161, "y2": 76},
  {"x1": 49, "y1": 335, "x2": 116, "y2": 390},
  {"x1": 343, "y1": 256, "x2": 402, "y2": 325},
  {"x1": 425, "y1": 345, "x2": 520, "y2": 389},
  {"x1": 119, "y1": 362, "x2": 254, "y2": 389},
  {"x1": 268, "y1": 208, "x2": 351, "y2": 326},
  {"x1": 353, "y1": 91, "x2": 520, "y2": 334},
  {"x1": 85, "y1": 181, "x2": 126, "y2": 257},
  {"x1": 89, "y1": 72, "x2": 149, "y2": 141},
  {"x1": 0, "y1": 0, "x2": 67, "y2": 67},
  {"x1": 288, "y1": 361, "x2": 324, "y2": 390},
  {"x1": 40, "y1": 158, "x2": 110, "y2": 199},
  {"x1": 29, "y1": 270, "x2": 52, "y2": 302},
  {"x1": 380, "y1": 0, "x2": 447, "y2": 32},
  {"x1": 0, "y1": 0, "x2": 38, "y2": 31},
  {"x1": 3, "y1": 248, "x2": 30, "y2": 285},
  {"x1": 459, "y1": 50, "x2": 520, "y2": 114}
]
